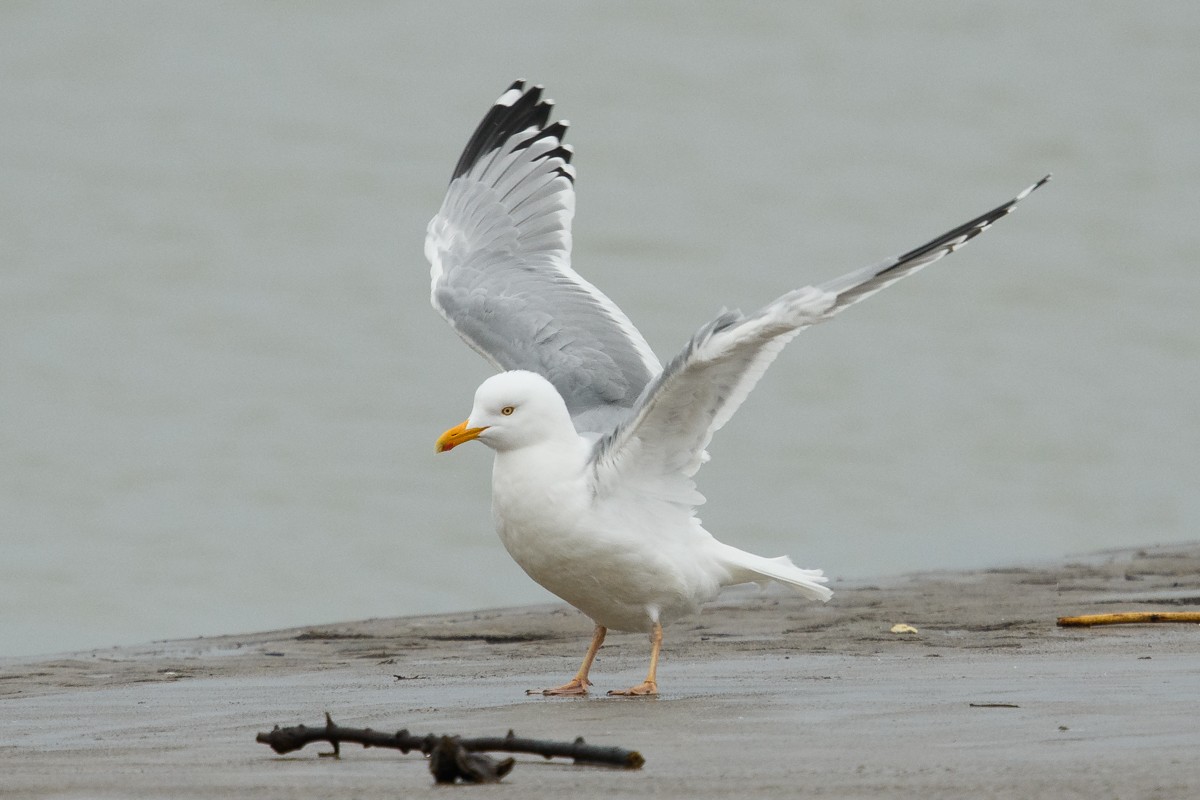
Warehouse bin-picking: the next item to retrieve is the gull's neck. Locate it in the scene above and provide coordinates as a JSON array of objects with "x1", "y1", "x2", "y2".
[
  {"x1": 492, "y1": 428, "x2": 591, "y2": 484},
  {"x1": 490, "y1": 426, "x2": 592, "y2": 525}
]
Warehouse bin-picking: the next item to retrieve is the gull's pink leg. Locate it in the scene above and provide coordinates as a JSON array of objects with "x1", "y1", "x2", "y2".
[
  {"x1": 530, "y1": 624, "x2": 607, "y2": 696},
  {"x1": 608, "y1": 622, "x2": 662, "y2": 697}
]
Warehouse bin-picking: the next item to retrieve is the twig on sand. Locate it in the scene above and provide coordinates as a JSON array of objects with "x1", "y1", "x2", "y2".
[
  {"x1": 1057, "y1": 612, "x2": 1200, "y2": 627},
  {"x1": 256, "y1": 713, "x2": 644, "y2": 783},
  {"x1": 428, "y1": 736, "x2": 515, "y2": 783}
]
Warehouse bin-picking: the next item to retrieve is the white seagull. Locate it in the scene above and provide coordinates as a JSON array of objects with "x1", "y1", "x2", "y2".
[{"x1": 426, "y1": 81, "x2": 1047, "y2": 696}]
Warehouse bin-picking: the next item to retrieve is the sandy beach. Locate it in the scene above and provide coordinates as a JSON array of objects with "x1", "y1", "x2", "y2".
[{"x1": 3, "y1": 543, "x2": 1199, "y2": 797}]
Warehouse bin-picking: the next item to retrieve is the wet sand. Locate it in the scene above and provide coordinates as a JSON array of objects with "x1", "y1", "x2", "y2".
[{"x1": 3, "y1": 544, "x2": 1199, "y2": 797}]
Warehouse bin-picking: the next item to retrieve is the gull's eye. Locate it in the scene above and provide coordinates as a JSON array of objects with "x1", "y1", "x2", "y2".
[{"x1": 501, "y1": 406, "x2": 515, "y2": 416}]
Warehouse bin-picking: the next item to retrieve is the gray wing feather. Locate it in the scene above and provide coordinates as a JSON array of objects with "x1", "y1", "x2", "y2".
[
  {"x1": 426, "y1": 82, "x2": 661, "y2": 431},
  {"x1": 591, "y1": 288, "x2": 834, "y2": 490},
  {"x1": 819, "y1": 175, "x2": 1051, "y2": 311},
  {"x1": 591, "y1": 176, "x2": 1049, "y2": 492}
]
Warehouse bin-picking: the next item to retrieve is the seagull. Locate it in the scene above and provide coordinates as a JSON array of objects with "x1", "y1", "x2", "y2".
[{"x1": 425, "y1": 81, "x2": 1048, "y2": 696}]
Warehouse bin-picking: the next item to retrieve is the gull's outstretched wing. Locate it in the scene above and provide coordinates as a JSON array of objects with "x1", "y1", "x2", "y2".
[
  {"x1": 590, "y1": 176, "x2": 1050, "y2": 494},
  {"x1": 817, "y1": 175, "x2": 1051, "y2": 309},
  {"x1": 425, "y1": 81, "x2": 661, "y2": 432}
]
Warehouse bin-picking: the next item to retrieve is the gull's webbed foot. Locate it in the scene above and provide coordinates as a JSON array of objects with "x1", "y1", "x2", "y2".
[
  {"x1": 607, "y1": 679, "x2": 658, "y2": 697},
  {"x1": 528, "y1": 677, "x2": 591, "y2": 696}
]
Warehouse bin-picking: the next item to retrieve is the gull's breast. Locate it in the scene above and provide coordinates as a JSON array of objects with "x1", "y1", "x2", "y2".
[{"x1": 491, "y1": 452, "x2": 719, "y2": 631}]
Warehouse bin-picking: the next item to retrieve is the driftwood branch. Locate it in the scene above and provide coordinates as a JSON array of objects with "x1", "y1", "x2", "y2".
[
  {"x1": 428, "y1": 736, "x2": 514, "y2": 783},
  {"x1": 1057, "y1": 611, "x2": 1200, "y2": 627},
  {"x1": 256, "y1": 713, "x2": 644, "y2": 783}
]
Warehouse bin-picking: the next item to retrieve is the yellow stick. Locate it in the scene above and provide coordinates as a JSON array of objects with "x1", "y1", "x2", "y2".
[{"x1": 1057, "y1": 612, "x2": 1200, "y2": 627}]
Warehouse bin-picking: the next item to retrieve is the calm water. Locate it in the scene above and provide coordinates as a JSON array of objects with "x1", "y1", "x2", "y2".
[{"x1": 2, "y1": 3, "x2": 1198, "y2": 658}]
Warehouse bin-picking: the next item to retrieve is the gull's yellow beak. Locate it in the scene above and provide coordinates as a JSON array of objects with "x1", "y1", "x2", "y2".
[{"x1": 435, "y1": 420, "x2": 488, "y2": 453}]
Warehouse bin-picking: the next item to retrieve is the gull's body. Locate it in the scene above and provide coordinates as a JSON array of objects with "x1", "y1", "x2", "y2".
[
  {"x1": 426, "y1": 81, "x2": 1047, "y2": 695},
  {"x1": 478, "y1": 371, "x2": 796, "y2": 635}
]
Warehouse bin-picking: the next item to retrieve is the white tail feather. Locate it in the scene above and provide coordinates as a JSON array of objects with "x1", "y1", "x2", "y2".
[{"x1": 715, "y1": 543, "x2": 833, "y2": 603}]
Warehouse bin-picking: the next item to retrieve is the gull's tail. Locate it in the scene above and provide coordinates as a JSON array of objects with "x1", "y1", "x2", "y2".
[{"x1": 714, "y1": 542, "x2": 834, "y2": 602}]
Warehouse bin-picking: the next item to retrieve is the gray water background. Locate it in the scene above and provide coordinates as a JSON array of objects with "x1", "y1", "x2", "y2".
[{"x1": 2, "y1": 2, "x2": 1197, "y2": 658}]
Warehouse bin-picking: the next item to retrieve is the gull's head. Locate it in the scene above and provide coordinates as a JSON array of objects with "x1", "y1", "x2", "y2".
[{"x1": 436, "y1": 370, "x2": 572, "y2": 454}]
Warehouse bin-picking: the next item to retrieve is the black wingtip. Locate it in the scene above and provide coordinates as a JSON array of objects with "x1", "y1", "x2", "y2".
[
  {"x1": 512, "y1": 120, "x2": 570, "y2": 153},
  {"x1": 450, "y1": 82, "x2": 566, "y2": 182},
  {"x1": 1020, "y1": 173, "x2": 1052, "y2": 200},
  {"x1": 888, "y1": 175, "x2": 1050, "y2": 272}
]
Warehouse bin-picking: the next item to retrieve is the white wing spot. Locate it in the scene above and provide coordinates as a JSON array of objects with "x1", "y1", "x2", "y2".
[{"x1": 495, "y1": 88, "x2": 522, "y2": 106}]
